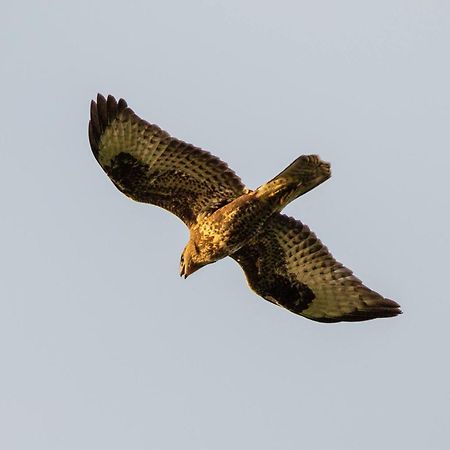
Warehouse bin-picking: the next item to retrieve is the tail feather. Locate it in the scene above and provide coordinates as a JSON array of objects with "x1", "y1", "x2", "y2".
[{"x1": 257, "y1": 155, "x2": 331, "y2": 209}]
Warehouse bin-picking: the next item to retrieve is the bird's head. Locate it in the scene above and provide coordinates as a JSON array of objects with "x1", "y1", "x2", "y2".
[{"x1": 179, "y1": 241, "x2": 204, "y2": 278}]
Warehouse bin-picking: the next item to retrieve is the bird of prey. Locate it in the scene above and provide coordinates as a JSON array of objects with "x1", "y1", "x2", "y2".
[{"x1": 89, "y1": 94, "x2": 401, "y2": 323}]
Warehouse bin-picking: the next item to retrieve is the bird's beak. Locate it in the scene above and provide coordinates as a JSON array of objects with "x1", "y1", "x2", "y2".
[
  {"x1": 180, "y1": 262, "x2": 190, "y2": 279},
  {"x1": 180, "y1": 262, "x2": 199, "y2": 279}
]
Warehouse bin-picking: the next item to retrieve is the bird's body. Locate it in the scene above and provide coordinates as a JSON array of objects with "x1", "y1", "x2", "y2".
[
  {"x1": 89, "y1": 94, "x2": 401, "y2": 323},
  {"x1": 182, "y1": 159, "x2": 331, "y2": 275},
  {"x1": 188, "y1": 192, "x2": 265, "y2": 267}
]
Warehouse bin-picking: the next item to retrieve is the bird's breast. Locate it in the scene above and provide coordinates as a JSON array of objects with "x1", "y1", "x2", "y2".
[{"x1": 195, "y1": 192, "x2": 277, "y2": 261}]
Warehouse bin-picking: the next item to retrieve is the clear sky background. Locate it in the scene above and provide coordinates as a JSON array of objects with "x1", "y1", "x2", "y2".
[{"x1": 1, "y1": 1, "x2": 449, "y2": 449}]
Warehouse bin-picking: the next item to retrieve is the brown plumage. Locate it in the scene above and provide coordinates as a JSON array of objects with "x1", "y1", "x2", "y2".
[{"x1": 89, "y1": 94, "x2": 401, "y2": 323}]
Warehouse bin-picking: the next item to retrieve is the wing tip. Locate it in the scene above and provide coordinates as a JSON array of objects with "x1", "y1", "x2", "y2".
[
  {"x1": 88, "y1": 94, "x2": 129, "y2": 159},
  {"x1": 310, "y1": 299, "x2": 402, "y2": 323}
]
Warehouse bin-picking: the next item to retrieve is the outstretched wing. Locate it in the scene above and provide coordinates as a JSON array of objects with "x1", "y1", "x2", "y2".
[
  {"x1": 232, "y1": 214, "x2": 401, "y2": 323},
  {"x1": 89, "y1": 94, "x2": 247, "y2": 226}
]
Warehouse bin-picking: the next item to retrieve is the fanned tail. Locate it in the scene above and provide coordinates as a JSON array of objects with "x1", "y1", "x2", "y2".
[{"x1": 256, "y1": 155, "x2": 331, "y2": 210}]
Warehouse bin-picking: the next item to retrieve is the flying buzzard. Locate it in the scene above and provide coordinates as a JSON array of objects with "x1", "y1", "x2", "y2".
[{"x1": 89, "y1": 94, "x2": 401, "y2": 323}]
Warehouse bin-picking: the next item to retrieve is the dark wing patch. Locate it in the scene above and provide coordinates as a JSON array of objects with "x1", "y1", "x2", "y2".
[
  {"x1": 89, "y1": 94, "x2": 248, "y2": 226},
  {"x1": 232, "y1": 214, "x2": 401, "y2": 323}
]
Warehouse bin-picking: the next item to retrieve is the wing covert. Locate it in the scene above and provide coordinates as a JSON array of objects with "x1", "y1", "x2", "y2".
[
  {"x1": 232, "y1": 214, "x2": 401, "y2": 323},
  {"x1": 89, "y1": 94, "x2": 247, "y2": 226}
]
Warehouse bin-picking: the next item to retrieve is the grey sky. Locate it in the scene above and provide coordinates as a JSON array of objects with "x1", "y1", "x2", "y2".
[{"x1": 1, "y1": 1, "x2": 449, "y2": 449}]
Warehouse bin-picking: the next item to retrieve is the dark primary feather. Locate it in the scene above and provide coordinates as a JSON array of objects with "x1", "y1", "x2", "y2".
[
  {"x1": 89, "y1": 94, "x2": 247, "y2": 226},
  {"x1": 232, "y1": 214, "x2": 401, "y2": 323}
]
